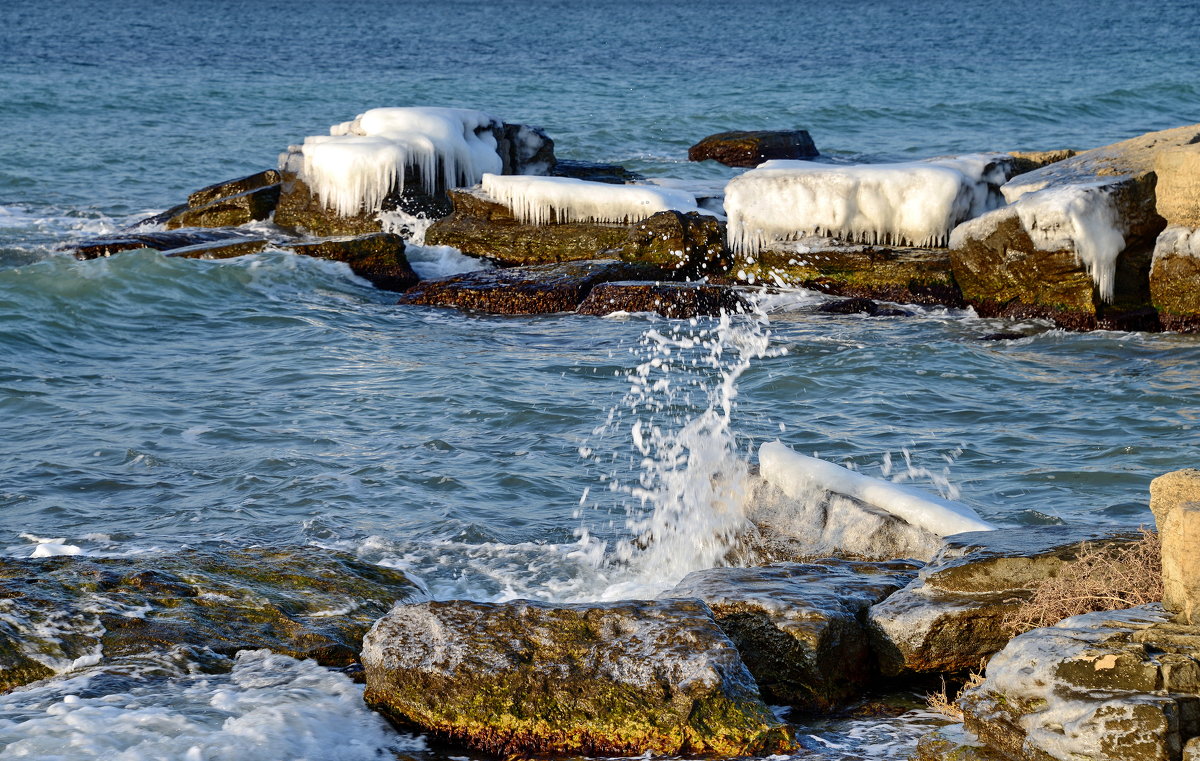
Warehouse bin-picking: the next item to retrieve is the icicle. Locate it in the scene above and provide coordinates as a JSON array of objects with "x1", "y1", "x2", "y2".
[{"x1": 480, "y1": 175, "x2": 706, "y2": 226}]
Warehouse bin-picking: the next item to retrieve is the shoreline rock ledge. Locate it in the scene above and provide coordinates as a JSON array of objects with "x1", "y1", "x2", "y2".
[{"x1": 360, "y1": 598, "x2": 796, "y2": 758}]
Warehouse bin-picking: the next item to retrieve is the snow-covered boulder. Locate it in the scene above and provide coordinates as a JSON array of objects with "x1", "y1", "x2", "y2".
[
  {"x1": 361, "y1": 598, "x2": 795, "y2": 757},
  {"x1": 950, "y1": 123, "x2": 1200, "y2": 331}
]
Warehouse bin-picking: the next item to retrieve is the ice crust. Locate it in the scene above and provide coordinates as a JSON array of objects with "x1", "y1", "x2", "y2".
[
  {"x1": 724, "y1": 154, "x2": 1010, "y2": 255},
  {"x1": 294, "y1": 107, "x2": 505, "y2": 216},
  {"x1": 758, "y1": 441, "x2": 994, "y2": 537},
  {"x1": 1154, "y1": 224, "x2": 1200, "y2": 261},
  {"x1": 481, "y1": 174, "x2": 704, "y2": 226}
]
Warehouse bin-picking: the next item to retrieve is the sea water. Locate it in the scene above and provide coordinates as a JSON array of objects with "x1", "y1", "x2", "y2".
[{"x1": 1, "y1": 0, "x2": 1199, "y2": 758}]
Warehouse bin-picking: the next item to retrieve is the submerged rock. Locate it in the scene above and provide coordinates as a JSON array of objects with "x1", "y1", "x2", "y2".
[
  {"x1": 688, "y1": 130, "x2": 819, "y2": 167},
  {"x1": 397, "y1": 259, "x2": 663, "y2": 314},
  {"x1": 869, "y1": 526, "x2": 1147, "y2": 677},
  {"x1": 577, "y1": 281, "x2": 746, "y2": 318},
  {"x1": 0, "y1": 547, "x2": 425, "y2": 692},
  {"x1": 551, "y1": 159, "x2": 643, "y2": 184},
  {"x1": 282, "y1": 233, "x2": 418, "y2": 292},
  {"x1": 164, "y1": 237, "x2": 269, "y2": 259},
  {"x1": 361, "y1": 598, "x2": 794, "y2": 757},
  {"x1": 962, "y1": 605, "x2": 1200, "y2": 761},
  {"x1": 66, "y1": 228, "x2": 265, "y2": 259},
  {"x1": 816, "y1": 296, "x2": 910, "y2": 316},
  {"x1": 670, "y1": 560, "x2": 918, "y2": 710}
]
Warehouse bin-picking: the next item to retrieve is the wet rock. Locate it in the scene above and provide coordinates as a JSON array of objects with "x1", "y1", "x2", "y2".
[
  {"x1": 688, "y1": 130, "x2": 819, "y2": 167},
  {"x1": 551, "y1": 159, "x2": 643, "y2": 184},
  {"x1": 624, "y1": 210, "x2": 730, "y2": 276},
  {"x1": 577, "y1": 281, "x2": 746, "y2": 318},
  {"x1": 738, "y1": 243, "x2": 962, "y2": 306},
  {"x1": 1007, "y1": 149, "x2": 1077, "y2": 175},
  {"x1": 397, "y1": 259, "x2": 663, "y2": 314},
  {"x1": 188, "y1": 169, "x2": 282, "y2": 208},
  {"x1": 282, "y1": 233, "x2": 418, "y2": 291},
  {"x1": 164, "y1": 237, "x2": 269, "y2": 259},
  {"x1": 166, "y1": 184, "x2": 280, "y2": 229},
  {"x1": 1156, "y1": 145, "x2": 1200, "y2": 227},
  {"x1": 816, "y1": 296, "x2": 911, "y2": 316},
  {"x1": 361, "y1": 598, "x2": 794, "y2": 757},
  {"x1": 670, "y1": 560, "x2": 918, "y2": 710},
  {"x1": 66, "y1": 228, "x2": 264, "y2": 259},
  {"x1": 979, "y1": 332, "x2": 1029, "y2": 341},
  {"x1": 273, "y1": 169, "x2": 413, "y2": 237},
  {"x1": 951, "y1": 123, "x2": 1200, "y2": 331},
  {"x1": 911, "y1": 725, "x2": 1007, "y2": 761},
  {"x1": 961, "y1": 605, "x2": 1200, "y2": 761},
  {"x1": 869, "y1": 526, "x2": 1147, "y2": 677},
  {"x1": 0, "y1": 547, "x2": 425, "y2": 692}
]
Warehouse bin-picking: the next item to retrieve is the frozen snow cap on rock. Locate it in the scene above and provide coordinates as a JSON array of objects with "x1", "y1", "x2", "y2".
[
  {"x1": 480, "y1": 174, "x2": 706, "y2": 226},
  {"x1": 724, "y1": 154, "x2": 1012, "y2": 256},
  {"x1": 292, "y1": 107, "x2": 506, "y2": 217},
  {"x1": 758, "y1": 441, "x2": 994, "y2": 537}
]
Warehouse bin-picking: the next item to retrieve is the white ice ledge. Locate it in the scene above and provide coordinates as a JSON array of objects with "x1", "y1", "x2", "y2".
[
  {"x1": 758, "y1": 441, "x2": 994, "y2": 537},
  {"x1": 481, "y1": 174, "x2": 706, "y2": 226}
]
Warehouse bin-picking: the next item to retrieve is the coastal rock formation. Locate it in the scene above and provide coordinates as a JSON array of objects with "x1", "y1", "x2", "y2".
[
  {"x1": 869, "y1": 526, "x2": 1147, "y2": 676},
  {"x1": 577, "y1": 281, "x2": 746, "y2": 318},
  {"x1": 961, "y1": 605, "x2": 1200, "y2": 761},
  {"x1": 163, "y1": 169, "x2": 282, "y2": 229},
  {"x1": 950, "y1": 123, "x2": 1200, "y2": 330},
  {"x1": 688, "y1": 130, "x2": 819, "y2": 167},
  {"x1": 0, "y1": 547, "x2": 426, "y2": 692},
  {"x1": 1149, "y1": 146, "x2": 1200, "y2": 331},
  {"x1": 66, "y1": 228, "x2": 267, "y2": 259},
  {"x1": 361, "y1": 598, "x2": 794, "y2": 757},
  {"x1": 281, "y1": 233, "x2": 418, "y2": 292},
  {"x1": 1153, "y1": 469, "x2": 1200, "y2": 624},
  {"x1": 1006, "y1": 149, "x2": 1077, "y2": 175},
  {"x1": 1154, "y1": 145, "x2": 1200, "y2": 227},
  {"x1": 670, "y1": 560, "x2": 918, "y2": 710},
  {"x1": 165, "y1": 237, "x2": 269, "y2": 259},
  {"x1": 551, "y1": 159, "x2": 643, "y2": 184},
  {"x1": 397, "y1": 259, "x2": 664, "y2": 314},
  {"x1": 815, "y1": 296, "x2": 910, "y2": 316}
]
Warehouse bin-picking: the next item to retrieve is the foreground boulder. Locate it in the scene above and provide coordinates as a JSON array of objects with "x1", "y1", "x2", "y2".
[
  {"x1": 950, "y1": 123, "x2": 1200, "y2": 331},
  {"x1": 0, "y1": 547, "x2": 426, "y2": 692},
  {"x1": 361, "y1": 598, "x2": 794, "y2": 757},
  {"x1": 961, "y1": 605, "x2": 1200, "y2": 761},
  {"x1": 1150, "y1": 145, "x2": 1200, "y2": 332},
  {"x1": 869, "y1": 526, "x2": 1146, "y2": 676},
  {"x1": 577, "y1": 281, "x2": 746, "y2": 318},
  {"x1": 164, "y1": 170, "x2": 282, "y2": 229},
  {"x1": 670, "y1": 560, "x2": 918, "y2": 710},
  {"x1": 688, "y1": 130, "x2": 819, "y2": 167},
  {"x1": 1152, "y1": 469, "x2": 1200, "y2": 624},
  {"x1": 397, "y1": 259, "x2": 663, "y2": 314}
]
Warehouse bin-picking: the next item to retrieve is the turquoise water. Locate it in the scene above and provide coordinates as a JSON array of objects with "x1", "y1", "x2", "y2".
[{"x1": 1, "y1": 0, "x2": 1199, "y2": 758}]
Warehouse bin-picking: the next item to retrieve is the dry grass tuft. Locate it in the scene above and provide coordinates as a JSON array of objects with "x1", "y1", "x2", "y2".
[
  {"x1": 1003, "y1": 528, "x2": 1162, "y2": 635},
  {"x1": 926, "y1": 670, "x2": 987, "y2": 721}
]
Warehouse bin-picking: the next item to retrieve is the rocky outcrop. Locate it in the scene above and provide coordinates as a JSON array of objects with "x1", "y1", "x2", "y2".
[
  {"x1": 735, "y1": 243, "x2": 962, "y2": 306},
  {"x1": 1151, "y1": 468, "x2": 1200, "y2": 528},
  {"x1": 961, "y1": 605, "x2": 1200, "y2": 761},
  {"x1": 869, "y1": 526, "x2": 1146, "y2": 676},
  {"x1": 577, "y1": 281, "x2": 746, "y2": 318},
  {"x1": 1155, "y1": 145, "x2": 1200, "y2": 228},
  {"x1": 165, "y1": 237, "x2": 269, "y2": 259},
  {"x1": 1152, "y1": 469, "x2": 1200, "y2": 624},
  {"x1": 1006, "y1": 149, "x2": 1077, "y2": 175},
  {"x1": 361, "y1": 598, "x2": 794, "y2": 757},
  {"x1": 950, "y1": 124, "x2": 1200, "y2": 331},
  {"x1": 816, "y1": 296, "x2": 910, "y2": 316},
  {"x1": 397, "y1": 259, "x2": 664, "y2": 314},
  {"x1": 1150, "y1": 146, "x2": 1200, "y2": 332},
  {"x1": 670, "y1": 560, "x2": 918, "y2": 710},
  {"x1": 0, "y1": 547, "x2": 425, "y2": 692},
  {"x1": 282, "y1": 233, "x2": 418, "y2": 291},
  {"x1": 552, "y1": 159, "x2": 643, "y2": 184},
  {"x1": 166, "y1": 184, "x2": 280, "y2": 229},
  {"x1": 187, "y1": 169, "x2": 282, "y2": 208},
  {"x1": 688, "y1": 130, "x2": 819, "y2": 167},
  {"x1": 65, "y1": 228, "x2": 266, "y2": 259}
]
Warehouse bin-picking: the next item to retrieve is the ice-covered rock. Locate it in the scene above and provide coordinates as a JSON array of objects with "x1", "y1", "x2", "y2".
[
  {"x1": 961, "y1": 605, "x2": 1200, "y2": 761},
  {"x1": 669, "y1": 560, "x2": 918, "y2": 710},
  {"x1": 868, "y1": 526, "x2": 1147, "y2": 676},
  {"x1": 481, "y1": 174, "x2": 704, "y2": 226},
  {"x1": 724, "y1": 154, "x2": 1013, "y2": 256},
  {"x1": 688, "y1": 129, "x2": 819, "y2": 168},
  {"x1": 1148, "y1": 146, "x2": 1200, "y2": 331},
  {"x1": 577, "y1": 281, "x2": 747, "y2": 319},
  {"x1": 361, "y1": 598, "x2": 794, "y2": 757}
]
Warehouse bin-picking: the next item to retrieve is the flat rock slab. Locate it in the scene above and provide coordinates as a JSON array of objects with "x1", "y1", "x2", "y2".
[
  {"x1": 165, "y1": 184, "x2": 280, "y2": 229},
  {"x1": 362, "y1": 598, "x2": 794, "y2": 757},
  {"x1": 0, "y1": 547, "x2": 426, "y2": 692},
  {"x1": 282, "y1": 233, "x2": 418, "y2": 291},
  {"x1": 688, "y1": 130, "x2": 819, "y2": 167},
  {"x1": 670, "y1": 560, "x2": 918, "y2": 710},
  {"x1": 66, "y1": 228, "x2": 263, "y2": 259},
  {"x1": 397, "y1": 259, "x2": 663, "y2": 314},
  {"x1": 165, "y1": 237, "x2": 269, "y2": 259},
  {"x1": 577, "y1": 281, "x2": 747, "y2": 318},
  {"x1": 962, "y1": 605, "x2": 1200, "y2": 761},
  {"x1": 869, "y1": 526, "x2": 1146, "y2": 676}
]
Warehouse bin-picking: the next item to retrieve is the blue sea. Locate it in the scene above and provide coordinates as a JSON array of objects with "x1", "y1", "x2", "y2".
[{"x1": 1, "y1": 0, "x2": 1198, "y2": 758}]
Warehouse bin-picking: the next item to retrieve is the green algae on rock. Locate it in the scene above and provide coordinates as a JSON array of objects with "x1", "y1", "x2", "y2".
[
  {"x1": 361, "y1": 598, "x2": 795, "y2": 758},
  {"x1": 282, "y1": 233, "x2": 418, "y2": 292}
]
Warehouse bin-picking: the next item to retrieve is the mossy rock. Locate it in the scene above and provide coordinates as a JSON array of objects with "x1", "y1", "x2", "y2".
[
  {"x1": 65, "y1": 229, "x2": 263, "y2": 260},
  {"x1": 165, "y1": 184, "x2": 280, "y2": 229},
  {"x1": 283, "y1": 233, "x2": 418, "y2": 291}
]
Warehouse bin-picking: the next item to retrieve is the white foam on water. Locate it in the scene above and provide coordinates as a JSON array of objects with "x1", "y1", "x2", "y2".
[
  {"x1": 0, "y1": 650, "x2": 425, "y2": 761},
  {"x1": 402, "y1": 243, "x2": 494, "y2": 280},
  {"x1": 480, "y1": 174, "x2": 705, "y2": 226}
]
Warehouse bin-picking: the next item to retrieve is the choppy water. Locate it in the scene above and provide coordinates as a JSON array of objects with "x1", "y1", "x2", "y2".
[{"x1": 1, "y1": 0, "x2": 1199, "y2": 758}]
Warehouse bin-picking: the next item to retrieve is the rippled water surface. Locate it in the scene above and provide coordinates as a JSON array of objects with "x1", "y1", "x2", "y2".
[{"x1": 1, "y1": 0, "x2": 1199, "y2": 758}]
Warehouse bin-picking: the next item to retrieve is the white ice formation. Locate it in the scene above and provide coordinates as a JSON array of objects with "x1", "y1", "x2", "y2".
[
  {"x1": 289, "y1": 107, "x2": 506, "y2": 216},
  {"x1": 757, "y1": 441, "x2": 994, "y2": 538},
  {"x1": 480, "y1": 174, "x2": 705, "y2": 226},
  {"x1": 724, "y1": 154, "x2": 1011, "y2": 256},
  {"x1": 1154, "y1": 224, "x2": 1200, "y2": 262}
]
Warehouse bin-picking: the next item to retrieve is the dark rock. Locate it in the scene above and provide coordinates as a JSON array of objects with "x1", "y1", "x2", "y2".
[
  {"x1": 361, "y1": 598, "x2": 795, "y2": 757},
  {"x1": 495, "y1": 122, "x2": 556, "y2": 176},
  {"x1": 577, "y1": 281, "x2": 746, "y2": 318},
  {"x1": 868, "y1": 526, "x2": 1148, "y2": 677},
  {"x1": 282, "y1": 233, "x2": 418, "y2": 291},
  {"x1": 1006, "y1": 149, "x2": 1077, "y2": 175},
  {"x1": 0, "y1": 547, "x2": 425, "y2": 692},
  {"x1": 551, "y1": 159, "x2": 643, "y2": 184},
  {"x1": 132, "y1": 203, "x2": 190, "y2": 228},
  {"x1": 623, "y1": 210, "x2": 731, "y2": 277},
  {"x1": 689, "y1": 130, "x2": 819, "y2": 167},
  {"x1": 166, "y1": 184, "x2": 280, "y2": 229},
  {"x1": 165, "y1": 237, "x2": 269, "y2": 259},
  {"x1": 980, "y1": 332, "x2": 1028, "y2": 341},
  {"x1": 187, "y1": 169, "x2": 282, "y2": 208},
  {"x1": 817, "y1": 296, "x2": 882, "y2": 315},
  {"x1": 962, "y1": 605, "x2": 1200, "y2": 761},
  {"x1": 670, "y1": 560, "x2": 919, "y2": 711},
  {"x1": 66, "y1": 228, "x2": 264, "y2": 260},
  {"x1": 398, "y1": 259, "x2": 663, "y2": 315}
]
